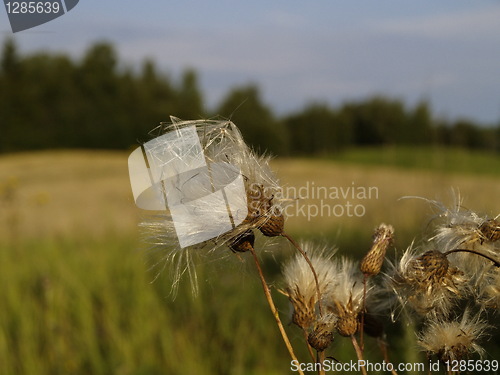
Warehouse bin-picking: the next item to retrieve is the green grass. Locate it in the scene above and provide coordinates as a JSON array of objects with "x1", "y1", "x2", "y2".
[
  {"x1": 329, "y1": 146, "x2": 500, "y2": 176},
  {"x1": 3, "y1": 236, "x2": 347, "y2": 375},
  {"x1": 2, "y1": 235, "x2": 499, "y2": 375},
  {"x1": 0, "y1": 237, "x2": 284, "y2": 375},
  {"x1": 0, "y1": 235, "x2": 431, "y2": 375}
]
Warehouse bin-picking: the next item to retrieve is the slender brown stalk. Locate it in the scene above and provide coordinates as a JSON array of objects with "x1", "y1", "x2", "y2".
[
  {"x1": 282, "y1": 232, "x2": 324, "y2": 315},
  {"x1": 302, "y1": 329, "x2": 316, "y2": 362},
  {"x1": 318, "y1": 351, "x2": 326, "y2": 375},
  {"x1": 351, "y1": 335, "x2": 368, "y2": 375},
  {"x1": 360, "y1": 275, "x2": 368, "y2": 351},
  {"x1": 424, "y1": 353, "x2": 432, "y2": 375},
  {"x1": 249, "y1": 247, "x2": 304, "y2": 375},
  {"x1": 377, "y1": 337, "x2": 398, "y2": 375}
]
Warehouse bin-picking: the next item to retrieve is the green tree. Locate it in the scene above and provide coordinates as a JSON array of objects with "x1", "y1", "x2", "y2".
[
  {"x1": 76, "y1": 42, "x2": 122, "y2": 148},
  {"x1": 407, "y1": 101, "x2": 434, "y2": 145},
  {"x1": 451, "y1": 120, "x2": 485, "y2": 149},
  {"x1": 285, "y1": 103, "x2": 352, "y2": 155},
  {"x1": 0, "y1": 38, "x2": 23, "y2": 152},
  {"x1": 339, "y1": 97, "x2": 408, "y2": 146}
]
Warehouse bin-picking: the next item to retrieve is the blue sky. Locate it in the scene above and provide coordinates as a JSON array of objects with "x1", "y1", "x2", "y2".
[{"x1": 2, "y1": 0, "x2": 500, "y2": 124}]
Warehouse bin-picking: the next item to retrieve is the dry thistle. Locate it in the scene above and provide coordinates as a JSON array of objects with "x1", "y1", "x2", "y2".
[
  {"x1": 418, "y1": 309, "x2": 489, "y2": 362},
  {"x1": 308, "y1": 313, "x2": 336, "y2": 352},
  {"x1": 244, "y1": 182, "x2": 285, "y2": 237},
  {"x1": 420, "y1": 195, "x2": 499, "y2": 255},
  {"x1": 259, "y1": 210, "x2": 285, "y2": 237},
  {"x1": 413, "y1": 250, "x2": 450, "y2": 285},
  {"x1": 479, "y1": 218, "x2": 500, "y2": 243},
  {"x1": 229, "y1": 230, "x2": 255, "y2": 253},
  {"x1": 281, "y1": 243, "x2": 337, "y2": 330},
  {"x1": 384, "y1": 246, "x2": 470, "y2": 318},
  {"x1": 138, "y1": 117, "x2": 285, "y2": 295},
  {"x1": 324, "y1": 258, "x2": 371, "y2": 336},
  {"x1": 336, "y1": 309, "x2": 359, "y2": 337},
  {"x1": 478, "y1": 267, "x2": 500, "y2": 310},
  {"x1": 360, "y1": 223, "x2": 394, "y2": 276}
]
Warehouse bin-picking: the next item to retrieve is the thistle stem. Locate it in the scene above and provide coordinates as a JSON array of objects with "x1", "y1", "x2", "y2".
[
  {"x1": 360, "y1": 274, "x2": 368, "y2": 351},
  {"x1": 318, "y1": 351, "x2": 326, "y2": 375},
  {"x1": 444, "y1": 248, "x2": 500, "y2": 267},
  {"x1": 249, "y1": 247, "x2": 304, "y2": 375},
  {"x1": 377, "y1": 337, "x2": 398, "y2": 375},
  {"x1": 302, "y1": 329, "x2": 316, "y2": 362},
  {"x1": 282, "y1": 232, "x2": 324, "y2": 315},
  {"x1": 351, "y1": 335, "x2": 368, "y2": 375}
]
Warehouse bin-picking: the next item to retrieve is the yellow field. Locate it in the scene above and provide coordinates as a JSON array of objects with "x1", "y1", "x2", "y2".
[{"x1": 1, "y1": 150, "x2": 498, "y2": 244}]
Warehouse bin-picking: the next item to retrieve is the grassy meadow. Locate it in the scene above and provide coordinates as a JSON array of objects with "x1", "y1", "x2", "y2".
[{"x1": 1, "y1": 148, "x2": 499, "y2": 375}]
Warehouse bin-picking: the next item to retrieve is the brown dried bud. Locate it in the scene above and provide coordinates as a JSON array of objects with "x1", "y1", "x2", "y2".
[
  {"x1": 337, "y1": 313, "x2": 359, "y2": 337},
  {"x1": 229, "y1": 230, "x2": 255, "y2": 253},
  {"x1": 414, "y1": 250, "x2": 449, "y2": 285},
  {"x1": 289, "y1": 291, "x2": 316, "y2": 330},
  {"x1": 360, "y1": 223, "x2": 394, "y2": 276},
  {"x1": 308, "y1": 319, "x2": 335, "y2": 352},
  {"x1": 259, "y1": 211, "x2": 285, "y2": 237},
  {"x1": 438, "y1": 344, "x2": 469, "y2": 362},
  {"x1": 244, "y1": 184, "x2": 269, "y2": 223},
  {"x1": 479, "y1": 219, "x2": 500, "y2": 243}
]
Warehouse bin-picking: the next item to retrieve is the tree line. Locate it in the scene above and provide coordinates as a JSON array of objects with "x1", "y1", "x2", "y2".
[{"x1": 1, "y1": 39, "x2": 499, "y2": 155}]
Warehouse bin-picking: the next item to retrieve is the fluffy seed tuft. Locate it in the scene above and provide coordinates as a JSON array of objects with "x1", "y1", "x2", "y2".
[{"x1": 418, "y1": 309, "x2": 489, "y2": 361}]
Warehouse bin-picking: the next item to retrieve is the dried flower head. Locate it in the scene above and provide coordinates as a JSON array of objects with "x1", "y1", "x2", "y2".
[
  {"x1": 141, "y1": 117, "x2": 285, "y2": 295},
  {"x1": 325, "y1": 258, "x2": 370, "y2": 336},
  {"x1": 414, "y1": 195, "x2": 499, "y2": 254},
  {"x1": 478, "y1": 218, "x2": 500, "y2": 243},
  {"x1": 478, "y1": 266, "x2": 500, "y2": 310},
  {"x1": 407, "y1": 195, "x2": 500, "y2": 290},
  {"x1": 281, "y1": 243, "x2": 337, "y2": 330},
  {"x1": 360, "y1": 223, "x2": 394, "y2": 276},
  {"x1": 308, "y1": 313, "x2": 336, "y2": 352},
  {"x1": 228, "y1": 230, "x2": 255, "y2": 253},
  {"x1": 404, "y1": 195, "x2": 498, "y2": 252},
  {"x1": 383, "y1": 245, "x2": 470, "y2": 319},
  {"x1": 418, "y1": 309, "x2": 489, "y2": 361}
]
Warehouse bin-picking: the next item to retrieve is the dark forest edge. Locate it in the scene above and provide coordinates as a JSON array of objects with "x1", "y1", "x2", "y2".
[{"x1": 1, "y1": 38, "x2": 499, "y2": 156}]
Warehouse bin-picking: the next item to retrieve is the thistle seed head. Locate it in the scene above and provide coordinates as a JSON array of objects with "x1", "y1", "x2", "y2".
[
  {"x1": 229, "y1": 230, "x2": 255, "y2": 253},
  {"x1": 282, "y1": 243, "x2": 337, "y2": 330},
  {"x1": 360, "y1": 223, "x2": 394, "y2": 276},
  {"x1": 383, "y1": 245, "x2": 470, "y2": 318},
  {"x1": 412, "y1": 250, "x2": 449, "y2": 285},
  {"x1": 478, "y1": 267, "x2": 500, "y2": 309},
  {"x1": 418, "y1": 309, "x2": 489, "y2": 361},
  {"x1": 308, "y1": 313, "x2": 336, "y2": 352},
  {"x1": 479, "y1": 219, "x2": 500, "y2": 243},
  {"x1": 336, "y1": 312, "x2": 359, "y2": 337},
  {"x1": 244, "y1": 184, "x2": 269, "y2": 223},
  {"x1": 259, "y1": 211, "x2": 285, "y2": 237},
  {"x1": 289, "y1": 288, "x2": 316, "y2": 329},
  {"x1": 140, "y1": 118, "x2": 284, "y2": 296},
  {"x1": 244, "y1": 183, "x2": 285, "y2": 236}
]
